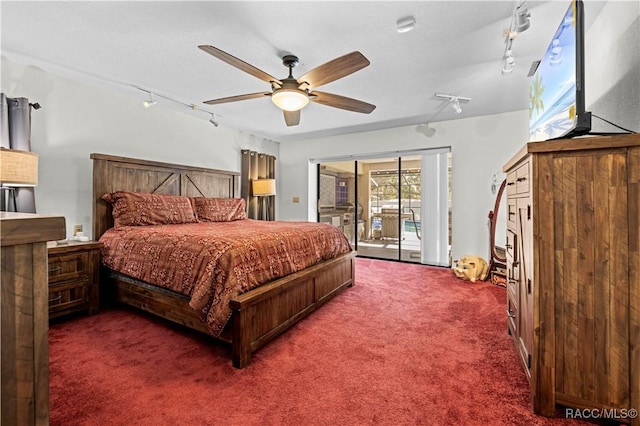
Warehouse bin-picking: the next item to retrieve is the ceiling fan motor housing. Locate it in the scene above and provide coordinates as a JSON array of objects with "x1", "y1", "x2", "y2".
[{"x1": 282, "y1": 55, "x2": 300, "y2": 69}]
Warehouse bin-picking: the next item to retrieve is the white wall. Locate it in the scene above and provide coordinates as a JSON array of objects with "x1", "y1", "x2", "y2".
[
  {"x1": 585, "y1": 0, "x2": 639, "y2": 133},
  {"x1": 1, "y1": 58, "x2": 279, "y2": 239}
]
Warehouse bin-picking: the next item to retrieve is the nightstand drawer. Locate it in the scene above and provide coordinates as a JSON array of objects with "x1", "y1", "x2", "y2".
[
  {"x1": 47, "y1": 240, "x2": 103, "y2": 319},
  {"x1": 49, "y1": 279, "x2": 89, "y2": 315},
  {"x1": 48, "y1": 252, "x2": 89, "y2": 283}
]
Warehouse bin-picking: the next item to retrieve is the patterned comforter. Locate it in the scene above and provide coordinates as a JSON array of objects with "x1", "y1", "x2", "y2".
[{"x1": 99, "y1": 219, "x2": 352, "y2": 336}]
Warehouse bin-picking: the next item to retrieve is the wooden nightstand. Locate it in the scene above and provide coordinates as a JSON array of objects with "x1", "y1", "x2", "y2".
[{"x1": 47, "y1": 240, "x2": 103, "y2": 319}]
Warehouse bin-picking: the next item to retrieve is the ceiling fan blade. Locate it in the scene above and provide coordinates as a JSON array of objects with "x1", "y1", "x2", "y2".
[
  {"x1": 283, "y1": 110, "x2": 300, "y2": 126},
  {"x1": 198, "y1": 45, "x2": 282, "y2": 85},
  {"x1": 297, "y1": 51, "x2": 370, "y2": 89},
  {"x1": 311, "y1": 91, "x2": 376, "y2": 114},
  {"x1": 203, "y1": 92, "x2": 270, "y2": 105}
]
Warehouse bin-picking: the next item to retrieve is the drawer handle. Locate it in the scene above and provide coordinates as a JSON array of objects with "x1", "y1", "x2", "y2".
[
  {"x1": 48, "y1": 296, "x2": 62, "y2": 303},
  {"x1": 516, "y1": 177, "x2": 527, "y2": 182},
  {"x1": 508, "y1": 212, "x2": 515, "y2": 217},
  {"x1": 506, "y1": 182, "x2": 515, "y2": 186},
  {"x1": 49, "y1": 267, "x2": 62, "y2": 273},
  {"x1": 507, "y1": 309, "x2": 516, "y2": 319}
]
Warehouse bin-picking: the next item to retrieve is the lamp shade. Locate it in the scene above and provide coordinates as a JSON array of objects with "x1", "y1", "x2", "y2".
[
  {"x1": 252, "y1": 178, "x2": 276, "y2": 196},
  {"x1": 0, "y1": 148, "x2": 38, "y2": 187}
]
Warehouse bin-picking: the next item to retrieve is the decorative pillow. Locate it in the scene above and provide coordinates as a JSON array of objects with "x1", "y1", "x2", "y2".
[
  {"x1": 102, "y1": 191, "x2": 198, "y2": 227},
  {"x1": 191, "y1": 197, "x2": 247, "y2": 222}
]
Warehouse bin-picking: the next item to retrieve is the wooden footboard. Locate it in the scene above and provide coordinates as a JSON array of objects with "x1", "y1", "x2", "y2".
[
  {"x1": 230, "y1": 251, "x2": 355, "y2": 368},
  {"x1": 104, "y1": 251, "x2": 355, "y2": 368}
]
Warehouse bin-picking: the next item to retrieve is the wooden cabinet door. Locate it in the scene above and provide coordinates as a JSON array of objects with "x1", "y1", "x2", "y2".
[{"x1": 546, "y1": 149, "x2": 630, "y2": 408}]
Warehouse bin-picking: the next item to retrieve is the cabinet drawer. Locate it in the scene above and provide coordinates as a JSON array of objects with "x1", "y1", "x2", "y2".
[
  {"x1": 506, "y1": 160, "x2": 531, "y2": 196},
  {"x1": 515, "y1": 161, "x2": 530, "y2": 194},
  {"x1": 48, "y1": 252, "x2": 89, "y2": 283},
  {"x1": 506, "y1": 170, "x2": 517, "y2": 196},
  {"x1": 49, "y1": 279, "x2": 89, "y2": 314}
]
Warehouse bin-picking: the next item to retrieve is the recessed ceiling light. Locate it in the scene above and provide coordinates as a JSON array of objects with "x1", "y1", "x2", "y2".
[{"x1": 396, "y1": 16, "x2": 416, "y2": 33}]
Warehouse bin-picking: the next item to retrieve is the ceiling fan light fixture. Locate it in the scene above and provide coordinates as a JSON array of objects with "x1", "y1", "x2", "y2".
[{"x1": 271, "y1": 88, "x2": 309, "y2": 112}]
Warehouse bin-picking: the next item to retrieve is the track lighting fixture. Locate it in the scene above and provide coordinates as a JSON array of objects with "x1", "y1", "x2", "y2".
[
  {"x1": 434, "y1": 93, "x2": 471, "y2": 115},
  {"x1": 143, "y1": 93, "x2": 157, "y2": 108},
  {"x1": 501, "y1": 1, "x2": 531, "y2": 75},
  {"x1": 135, "y1": 87, "x2": 218, "y2": 126}
]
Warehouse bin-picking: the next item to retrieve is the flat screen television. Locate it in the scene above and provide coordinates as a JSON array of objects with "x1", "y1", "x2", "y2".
[{"x1": 529, "y1": 0, "x2": 591, "y2": 142}]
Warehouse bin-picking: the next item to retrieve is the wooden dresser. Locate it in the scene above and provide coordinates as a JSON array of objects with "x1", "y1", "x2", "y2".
[
  {"x1": 1, "y1": 212, "x2": 66, "y2": 426},
  {"x1": 47, "y1": 240, "x2": 103, "y2": 319},
  {"x1": 503, "y1": 133, "x2": 639, "y2": 424}
]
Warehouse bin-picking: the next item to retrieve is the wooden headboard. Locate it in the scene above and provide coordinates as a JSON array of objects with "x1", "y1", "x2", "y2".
[{"x1": 91, "y1": 153, "x2": 240, "y2": 239}]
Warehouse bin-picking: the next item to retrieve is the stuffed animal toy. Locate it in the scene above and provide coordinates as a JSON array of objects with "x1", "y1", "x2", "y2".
[{"x1": 452, "y1": 255, "x2": 489, "y2": 282}]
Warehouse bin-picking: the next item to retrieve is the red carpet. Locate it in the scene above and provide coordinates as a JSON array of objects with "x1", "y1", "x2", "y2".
[{"x1": 49, "y1": 258, "x2": 596, "y2": 425}]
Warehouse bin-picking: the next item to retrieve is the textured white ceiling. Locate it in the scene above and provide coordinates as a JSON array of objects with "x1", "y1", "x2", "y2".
[{"x1": 1, "y1": 1, "x2": 605, "y2": 142}]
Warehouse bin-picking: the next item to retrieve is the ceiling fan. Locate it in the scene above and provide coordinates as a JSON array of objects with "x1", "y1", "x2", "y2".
[{"x1": 198, "y1": 45, "x2": 376, "y2": 127}]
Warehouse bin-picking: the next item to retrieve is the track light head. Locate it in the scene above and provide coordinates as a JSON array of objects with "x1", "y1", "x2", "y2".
[
  {"x1": 209, "y1": 114, "x2": 219, "y2": 127},
  {"x1": 450, "y1": 99, "x2": 462, "y2": 114},
  {"x1": 434, "y1": 93, "x2": 471, "y2": 114},
  {"x1": 514, "y1": 3, "x2": 531, "y2": 33},
  {"x1": 143, "y1": 93, "x2": 157, "y2": 108},
  {"x1": 502, "y1": 53, "x2": 516, "y2": 75}
]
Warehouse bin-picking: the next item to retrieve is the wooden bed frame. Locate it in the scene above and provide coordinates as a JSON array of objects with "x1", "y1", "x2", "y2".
[{"x1": 91, "y1": 153, "x2": 355, "y2": 368}]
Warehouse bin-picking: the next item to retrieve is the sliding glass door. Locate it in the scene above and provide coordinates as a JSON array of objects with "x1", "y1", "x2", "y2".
[
  {"x1": 317, "y1": 148, "x2": 451, "y2": 266},
  {"x1": 366, "y1": 157, "x2": 404, "y2": 261}
]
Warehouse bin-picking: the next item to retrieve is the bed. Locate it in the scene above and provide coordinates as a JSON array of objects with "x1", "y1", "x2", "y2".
[{"x1": 91, "y1": 153, "x2": 355, "y2": 368}]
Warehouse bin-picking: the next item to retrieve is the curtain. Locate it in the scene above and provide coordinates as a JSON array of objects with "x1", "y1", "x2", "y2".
[
  {"x1": 1, "y1": 94, "x2": 37, "y2": 213},
  {"x1": 241, "y1": 150, "x2": 276, "y2": 220}
]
